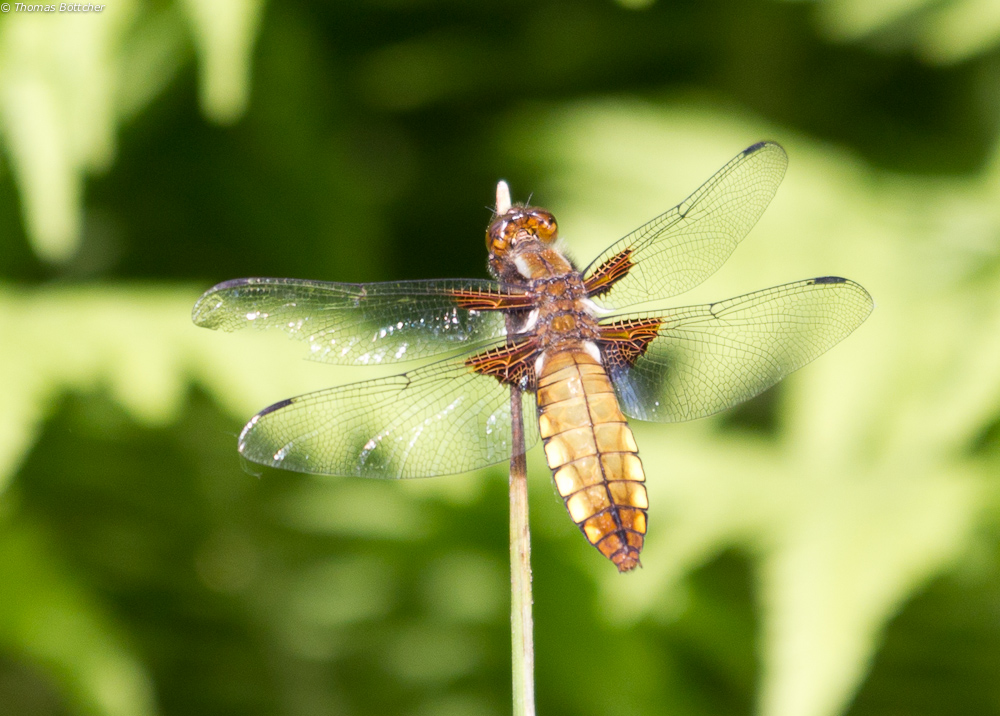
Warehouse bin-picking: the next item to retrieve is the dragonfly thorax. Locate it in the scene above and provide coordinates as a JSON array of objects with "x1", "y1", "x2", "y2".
[{"x1": 522, "y1": 275, "x2": 601, "y2": 358}]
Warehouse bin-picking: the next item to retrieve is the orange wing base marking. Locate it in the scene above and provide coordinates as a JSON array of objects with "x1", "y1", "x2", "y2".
[
  {"x1": 598, "y1": 318, "x2": 662, "y2": 369},
  {"x1": 448, "y1": 289, "x2": 535, "y2": 311},
  {"x1": 465, "y1": 339, "x2": 538, "y2": 387},
  {"x1": 584, "y1": 249, "x2": 634, "y2": 297}
]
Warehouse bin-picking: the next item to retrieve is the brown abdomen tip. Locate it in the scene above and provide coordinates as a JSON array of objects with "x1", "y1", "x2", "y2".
[{"x1": 614, "y1": 550, "x2": 642, "y2": 572}]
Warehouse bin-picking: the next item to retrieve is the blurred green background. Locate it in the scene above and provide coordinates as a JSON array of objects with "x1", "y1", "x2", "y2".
[{"x1": 2, "y1": 1, "x2": 1000, "y2": 715}]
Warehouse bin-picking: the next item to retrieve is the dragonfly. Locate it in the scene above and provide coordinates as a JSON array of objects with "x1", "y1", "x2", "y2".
[{"x1": 192, "y1": 142, "x2": 872, "y2": 572}]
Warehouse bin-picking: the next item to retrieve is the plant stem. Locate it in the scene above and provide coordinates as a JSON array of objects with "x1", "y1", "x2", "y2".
[
  {"x1": 508, "y1": 379, "x2": 535, "y2": 716},
  {"x1": 497, "y1": 180, "x2": 536, "y2": 716}
]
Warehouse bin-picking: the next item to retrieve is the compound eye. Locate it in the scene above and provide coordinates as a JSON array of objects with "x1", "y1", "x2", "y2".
[
  {"x1": 486, "y1": 218, "x2": 508, "y2": 254},
  {"x1": 530, "y1": 210, "x2": 558, "y2": 243}
]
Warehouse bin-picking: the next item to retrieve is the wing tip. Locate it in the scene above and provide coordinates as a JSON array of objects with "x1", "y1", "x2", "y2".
[
  {"x1": 811, "y1": 275, "x2": 874, "y2": 304},
  {"x1": 743, "y1": 141, "x2": 789, "y2": 170},
  {"x1": 238, "y1": 398, "x2": 293, "y2": 448},
  {"x1": 238, "y1": 398, "x2": 297, "y2": 471},
  {"x1": 191, "y1": 293, "x2": 223, "y2": 327},
  {"x1": 808, "y1": 276, "x2": 875, "y2": 324},
  {"x1": 192, "y1": 278, "x2": 283, "y2": 328},
  {"x1": 192, "y1": 278, "x2": 255, "y2": 327},
  {"x1": 257, "y1": 397, "x2": 295, "y2": 418},
  {"x1": 744, "y1": 140, "x2": 783, "y2": 154}
]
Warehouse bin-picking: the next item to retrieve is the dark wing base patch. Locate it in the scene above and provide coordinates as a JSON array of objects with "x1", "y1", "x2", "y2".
[
  {"x1": 465, "y1": 339, "x2": 538, "y2": 389},
  {"x1": 584, "y1": 249, "x2": 634, "y2": 298},
  {"x1": 598, "y1": 318, "x2": 663, "y2": 370}
]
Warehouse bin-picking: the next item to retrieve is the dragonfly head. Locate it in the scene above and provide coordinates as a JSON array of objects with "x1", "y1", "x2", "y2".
[{"x1": 486, "y1": 207, "x2": 558, "y2": 272}]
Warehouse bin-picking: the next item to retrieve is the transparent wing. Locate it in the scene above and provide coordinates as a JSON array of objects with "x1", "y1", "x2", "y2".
[
  {"x1": 603, "y1": 277, "x2": 873, "y2": 422},
  {"x1": 585, "y1": 142, "x2": 788, "y2": 309},
  {"x1": 193, "y1": 277, "x2": 515, "y2": 365},
  {"x1": 238, "y1": 348, "x2": 539, "y2": 478}
]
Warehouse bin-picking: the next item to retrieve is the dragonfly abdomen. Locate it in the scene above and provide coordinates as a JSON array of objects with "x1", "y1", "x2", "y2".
[{"x1": 536, "y1": 347, "x2": 648, "y2": 572}]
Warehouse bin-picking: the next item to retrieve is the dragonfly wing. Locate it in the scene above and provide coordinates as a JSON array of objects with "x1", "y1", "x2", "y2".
[
  {"x1": 599, "y1": 277, "x2": 873, "y2": 422},
  {"x1": 584, "y1": 142, "x2": 788, "y2": 307},
  {"x1": 193, "y1": 277, "x2": 525, "y2": 365},
  {"x1": 238, "y1": 348, "x2": 539, "y2": 478}
]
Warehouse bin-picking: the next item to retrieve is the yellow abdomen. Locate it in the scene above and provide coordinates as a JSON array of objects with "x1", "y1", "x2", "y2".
[{"x1": 536, "y1": 348, "x2": 647, "y2": 572}]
